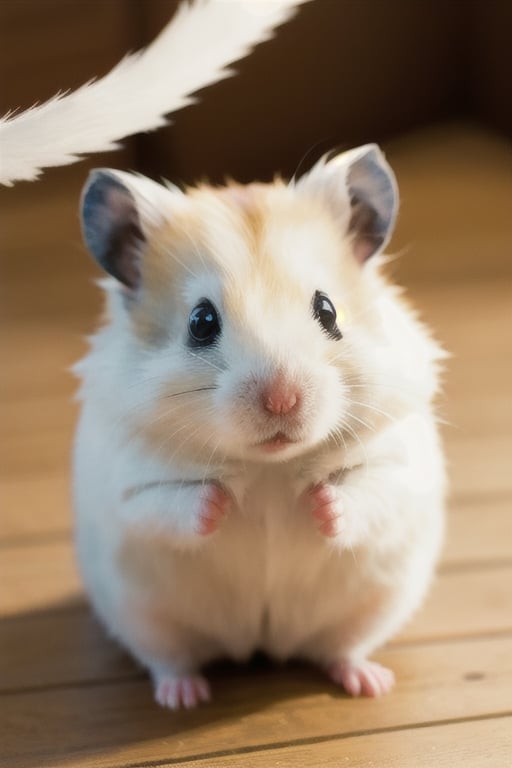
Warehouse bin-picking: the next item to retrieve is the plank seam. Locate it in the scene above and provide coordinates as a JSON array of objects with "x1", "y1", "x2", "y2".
[
  {"x1": 438, "y1": 557, "x2": 512, "y2": 574},
  {"x1": 107, "y1": 711, "x2": 512, "y2": 768},
  {"x1": 1, "y1": 630, "x2": 511, "y2": 696}
]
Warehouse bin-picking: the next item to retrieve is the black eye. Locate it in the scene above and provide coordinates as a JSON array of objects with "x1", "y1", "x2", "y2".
[
  {"x1": 312, "y1": 290, "x2": 342, "y2": 340},
  {"x1": 188, "y1": 299, "x2": 221, "y2": 347}
]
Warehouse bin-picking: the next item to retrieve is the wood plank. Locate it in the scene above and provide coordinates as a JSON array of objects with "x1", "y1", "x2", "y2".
[
  {"x1": 397, "y1": 565, "x2": 512, "y2": 643},
  {"x1": 3, "y1": 536, "x2": 512, "y2": 638},
  {"x1": 0, "y1": 429, "x2": 73, "y2": 479},
  {"x1": 9, "y1": 419, "x2": 507, "y2": 496},
  {"x1": 447, "y1": 434, "x2": 512, "y2": 498},
  {"x1": 1, "y1": 457, "x2": 510, "y2": 552},
  {"x1": 0, "y1": 542, "x2": 82, "y2": 617},
  {"x1": 2, "y1": 440, "x2": 511, "y2": 549},
  {"x1": 3, "y1": 429, "x2": 510, "y2": 501},
  {"x1": 0, "y1": 636, "x2": 511, "y2": 768},
  {"x1": 411, "y1": 280, "x2": 512, "y2": 444},
  {"x1": 0, "y1": 329, "x2": 86, "y2": 402},
  {"x1": 445, "y1": 395, "x2": 512, "y2": 438},
  {"x1": 411, "y1": 279, "x2": 512, "y2": 339},
  {"x1": 443, "y1": 496, "x2": 512, "y2": 566},
  {"x1": 179, "y1": 716, "x2": 512, "y2": 768},
  {"x1": 0, "y1": 473, "x2": 72, "y2": 540},
  {"x1": 0, "y1": 604, "x2": 137, "y2": 692},
  {"x1": 1, "y1": 536, "x2": 512, "y2": 690}
]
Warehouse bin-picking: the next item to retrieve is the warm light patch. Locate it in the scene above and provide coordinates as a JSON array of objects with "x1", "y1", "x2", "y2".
[{"x1": 335, "y1": 303, "x2": 349, "y2": 327}]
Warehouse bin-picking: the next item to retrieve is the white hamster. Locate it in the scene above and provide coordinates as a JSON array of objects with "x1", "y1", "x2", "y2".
[{"x1": 73, "y1": 144, "x2": 446, "y2": 709}]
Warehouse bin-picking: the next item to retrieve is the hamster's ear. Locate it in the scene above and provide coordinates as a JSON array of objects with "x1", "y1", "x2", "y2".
[
  {"x1": 296, "y1": 144, "x2": 398, "y2": 263},
  {"x1": 80, "y1": 169, "x2": 175, "y2": 290}
]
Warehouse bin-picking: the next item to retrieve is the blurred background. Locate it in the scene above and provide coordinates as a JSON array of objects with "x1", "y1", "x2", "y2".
[
  {"x1": 1, "y1": 3, "x2": 511, "y2": 765},
  {"x1": 1, "y1": 0, "x2": 511, "y2": 502},
  {"x1": 1, "y1": 0, "x2": 511, "y2": 276},
  {"x1": 1, "y1": 0, "x2": 511, "y2": 289}
]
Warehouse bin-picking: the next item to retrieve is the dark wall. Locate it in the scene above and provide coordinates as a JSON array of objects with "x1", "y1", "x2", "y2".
[
  {"x1": 139, "y1": 0, "x2": 471, "y2": 183},
  {"x1": 137, "y1": 0, "x2": 511, "y2": 184}
]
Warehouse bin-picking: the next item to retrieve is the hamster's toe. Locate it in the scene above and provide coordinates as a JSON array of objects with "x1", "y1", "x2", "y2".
[
  {"x1": 154, "y1": 673, "x2": 211, "y2": 709},
  {"x1": 308, "y1": 483, "x2": 344, "y2": 538},
  {"x1": 328, "y1": 659, "x2": 395, "y2": 697},
  {"x1": 196, "y1": 483, "x2": 231, "y2": 536}
]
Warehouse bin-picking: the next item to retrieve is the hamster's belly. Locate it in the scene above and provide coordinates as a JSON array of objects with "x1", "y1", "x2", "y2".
[
  {"x1": 75, "y1": 489, "x2": 352, "y2": 663},
  {"x1": 74, "y1": 411, "x2": 443, "y2": 666},
  {"x1": 92, "y1": 500, "x2": 416, "y2": 666}
]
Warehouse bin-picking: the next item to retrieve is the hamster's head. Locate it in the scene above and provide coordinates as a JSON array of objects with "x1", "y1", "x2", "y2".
[{"x1": 79, "y1": 145, "x2": 438, "y2": 467}]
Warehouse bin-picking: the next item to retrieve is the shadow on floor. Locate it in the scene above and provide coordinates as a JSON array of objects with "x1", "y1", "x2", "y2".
[{"x1": 1, "y1": 597, "x2": 346, "y2": 768}]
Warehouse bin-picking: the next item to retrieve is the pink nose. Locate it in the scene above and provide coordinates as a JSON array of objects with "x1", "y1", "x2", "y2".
[{"x1": 261, "y1": 379, "x2": 299, "y2": 415}]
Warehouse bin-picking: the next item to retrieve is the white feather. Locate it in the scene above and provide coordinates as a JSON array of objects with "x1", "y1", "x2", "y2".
[{"x1": 0, "y1": 0, "x2": 306, "y2": 186}]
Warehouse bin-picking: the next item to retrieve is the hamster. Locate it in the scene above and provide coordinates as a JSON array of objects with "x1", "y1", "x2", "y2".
[{"x1": 73, "y1": 144, "x2": 446, "y2": 709}]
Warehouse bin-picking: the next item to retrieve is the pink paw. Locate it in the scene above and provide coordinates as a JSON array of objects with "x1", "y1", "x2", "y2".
[
  {"x1": 309, "y1": 483, "x2": 343, "y2": 538},
  {"x1": 154, "y1": 674, "x2": 211, "y2": 710},
  {"x1": 196, "y1": 484, "x2": 230, "y2": 536},
  {"x1": 328, "y1": 659, "x2": 395, "y2": 697}
]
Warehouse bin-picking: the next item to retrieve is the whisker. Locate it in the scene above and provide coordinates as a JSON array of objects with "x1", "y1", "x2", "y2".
[
  {"x1": 329, "y1": 424, "x2": 348, "y2": 455},
  {"x1": 164, "y1": 386, "x2": 218, "y2": 399},
  {"x1": 346, "y1": 412, "x2": 375, "y2": 432},
  {"x1": 119, "y1": 395, "x2": 195, "y2": 441},
  {"x1": 201, "y1": 434, "x2": 223, "y2": 490},
  {"x1": 187, "y1": 351, "x2": 224, "y2": 373},
  {"x1": 348, "y1": 399, "x2": 397, "y2": 423},
  {"x1": 168, "y1": 244, "x2": 199, "y2": 279},
  {"x1": 345, "y1": 380, "x2": 413, "y2": 391},
  {"x1": 340, "y1": 421, "x2": 369, "y2": 470}
]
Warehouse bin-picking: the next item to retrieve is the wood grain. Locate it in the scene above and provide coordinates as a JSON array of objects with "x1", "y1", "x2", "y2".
[
  {"x1": 177, "y1": 716, "x2": 512, "y2": 768},
  {"x1": 0, "y1": 541, "x2": 81, "y2": 617},
  {"x1": 1, "y1": 637, "x2": 511, "y2": 768},
  {"x1": 444, "y1": 496, "x2": 512, "y2": 566},
  {"x1": 397, "y1": 565, "x2": 512, "y2": 642},
  {"x1": 2, "y1": 543, "x2": 512, "y2": 689}
]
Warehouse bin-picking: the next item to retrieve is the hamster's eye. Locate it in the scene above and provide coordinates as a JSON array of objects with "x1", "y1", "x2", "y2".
[
  {"x1": 188, "y1": 299, "x2": 221, "y2": 347},
  {"x1": 312, "y1": 290, "x2": 342, "y2": 340}
]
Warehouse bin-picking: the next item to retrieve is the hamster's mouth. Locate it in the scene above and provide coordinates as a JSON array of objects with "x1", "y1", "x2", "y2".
[{"x1": 256, "y1": 432, "x2": 296, "y2": 453}]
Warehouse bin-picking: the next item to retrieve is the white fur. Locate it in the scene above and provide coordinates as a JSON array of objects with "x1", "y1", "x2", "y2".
[
  {"x1": 73, "y1": 149, "x2": 446, "y2": 702},
  {"x1": 0, "y1": 0, "x2": 306, "y2": 186}
]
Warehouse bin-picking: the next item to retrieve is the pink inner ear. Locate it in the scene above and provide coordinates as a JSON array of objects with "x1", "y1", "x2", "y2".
[
  {"x1": 349, "y1": 199, "x2": 383, "y2": 264},
  {"x1": 103, "y1": 186, "x2": 145, "y2": 290},
  {"x1": 106, "y1": 185, "x2": 135, "y2": 220},
  {"x1": 113, "y1": 222, "x2": 144, "y2": 290},
  {"x1": 353, "y1": 233, "x2": 383, "y2": 264}
]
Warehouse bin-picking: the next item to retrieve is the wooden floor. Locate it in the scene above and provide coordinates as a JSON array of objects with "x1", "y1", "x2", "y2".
[{"x1": 1, "y1": 128, "x2": 512, "y2": 767}]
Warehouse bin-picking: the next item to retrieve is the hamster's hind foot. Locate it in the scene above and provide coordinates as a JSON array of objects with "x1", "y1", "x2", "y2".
[
  {"x1": 328, "y1": 659, "x2": 395, "y2": 697},
  {"x1": 154, "y1": 672, "x2": 211, "y2": 709}
]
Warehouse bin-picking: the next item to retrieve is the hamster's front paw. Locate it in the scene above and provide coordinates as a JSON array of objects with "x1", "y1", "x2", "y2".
[
  {"x1": 119, "y1": 479, "x2": 231, "y2": 546},
  {"x1": 308, "y1": 483, "x2": 360, "y2": 544},
  {"x1": 309, "y1": 483, "x2": 345, "y2": 538},
  {"x1": 195, "y1": 483, "x2": 231, "y2": 536}
]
